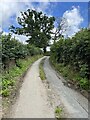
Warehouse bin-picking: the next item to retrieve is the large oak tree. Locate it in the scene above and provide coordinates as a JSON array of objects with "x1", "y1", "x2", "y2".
[{"x1": 10, "y1": 9, "x2": 55, "y2": 53}]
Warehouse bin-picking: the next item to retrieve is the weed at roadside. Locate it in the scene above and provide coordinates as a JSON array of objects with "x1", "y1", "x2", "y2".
[
  {"x1": 39, "y1": 58, "x2": 46, "y2": 80},
  {"x1": 55, "y1": 106, "x2": 63, "y2": 119}
]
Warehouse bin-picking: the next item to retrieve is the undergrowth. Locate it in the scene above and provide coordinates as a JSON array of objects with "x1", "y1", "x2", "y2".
[
  {"x1": 39, "y1": 58, "x2": 46, "y2": 80},
  {"x1": 55, "y1": 106, "x2": 63, "y2": 119},
  {"x1": 1, "y1": 55, "x2": 43, "y2": 97},
  {"x1": 50, "y1": 58, "x2": 89, "y2": 91}
]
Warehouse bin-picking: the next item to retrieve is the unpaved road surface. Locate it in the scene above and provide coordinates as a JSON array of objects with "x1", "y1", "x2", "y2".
[
  {"x1": 6, "y1": 57, "x2": 54, "y2": 118},
  {"x1": 44, "y1": 57, "x2": 88, "y2": 118}
]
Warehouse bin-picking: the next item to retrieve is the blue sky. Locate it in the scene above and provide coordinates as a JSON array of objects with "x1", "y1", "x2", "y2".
[
  {"x1": 0, "y1": 1, "x2": 88, "y2": 42},
  {"x1": 50, "y1": 2, "x2": 88, "y2": 27}
]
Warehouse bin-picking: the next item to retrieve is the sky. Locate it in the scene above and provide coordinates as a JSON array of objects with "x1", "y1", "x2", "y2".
[{"x1": 0, "y1": 0, "x2": 89, "y2": 43}]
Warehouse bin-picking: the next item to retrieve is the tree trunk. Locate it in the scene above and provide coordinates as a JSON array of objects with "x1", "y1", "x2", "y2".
[{"x1": 43, "y1": 46, "x2": 46, "y2": 53}]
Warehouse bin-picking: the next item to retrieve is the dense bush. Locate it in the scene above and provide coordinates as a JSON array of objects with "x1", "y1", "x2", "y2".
[
  {"x1": 1, "y1": 33, "x2": 42, "y2": 97},
  {"x1": 50, "y1": 28, "x2": 90, "y2": 90},
  {"x1": 27, "y1": 44, "x2": 42, "y2": 56},
  {"x1": 1, "y1": 33, "x2": 42, "y2": 69},
  {"x1": 1, "y1": 55, "x2": 42, "y2": 97}
]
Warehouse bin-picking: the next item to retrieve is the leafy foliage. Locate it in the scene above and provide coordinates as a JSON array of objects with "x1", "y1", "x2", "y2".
[
  {"x1": 1, "y1": 30, "x2": 42, "y2": 97},
  {"x1": 1, "y1": 33, "x2": 42, "y2": 69},
  {"x1": 10, "y1": 9, "x2": 55, "y2": 52},
  {"x1": 50, "y1": 28, "x2": 90, "y2": 90},
  {"x1": 55, "y1": 106, "x2": 63, "y2": 118},
  {"x1": 1, "y1": 55, "x2": 43, "y2": 97}
]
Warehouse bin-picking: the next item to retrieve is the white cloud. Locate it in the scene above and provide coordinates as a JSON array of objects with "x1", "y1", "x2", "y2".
[
  {"x1": 0, "y1": 1, "x2": 17, "y2": 26},
  {"x1": 12, "y1": 34, "x2": 28, "y2": 44},
  {"x1": 50, "y1": 27, "x2": 56, "y2": 40},
  {"x1": 0, "y1": 0, "x2": 54, "y2": 44},
  {"x1": 0, "y1": 27, "x2": 2, "y2": 32},
  {"x1": 1, "y1": 0, "x2": 88, "y2": 2},
  {"x1": 2, "y1": 31, "x2": 28, "y2": 44},
  {"x1": 2, "y1": 31, "x2": 9, "y2": 35},
  {"x1": 0, "y1": 1, "x2": 84, "y2": 43},
  {"x1": 0, "y1": 0, "x2": 52, "y2": 29},
  {"x1": 61, "y1": 6, "x2": 83, "y2": 37},
  {"x1": 0, "y1": 0, "x2": 50, "y2": 2},
  {"x1": 0, "y1": 1, "x2": 34, "y2": 28}
]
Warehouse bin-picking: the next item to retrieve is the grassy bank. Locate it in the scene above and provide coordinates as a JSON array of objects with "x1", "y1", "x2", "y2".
[
  {"x1": 50, "y1": 58, "x2": 89, "y2": 94},
  {"x1": 1, "y1": 55, "x2": 43, "y2": 116},
  {"x1": 39, "y1": 58, "x2": 46, "y2": 80},
  {"x1": 1, "y1": 55, "x2": 43, "y2": 97}
]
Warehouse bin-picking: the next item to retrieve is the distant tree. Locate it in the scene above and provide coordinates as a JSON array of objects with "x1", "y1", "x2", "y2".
[
  {"x1": 10, "y1": 9, "x2": 55, "y2": 53},
  {"x1": 51, "y1": 17, "x2": 70, "y2": 43}
]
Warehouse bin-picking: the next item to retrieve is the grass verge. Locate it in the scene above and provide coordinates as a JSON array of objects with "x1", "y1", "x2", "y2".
[
  {"x1": 1, "y1": 55, "x2": 43, "y2": 97},
  {"x1": 39, "y1": 58, "x2": 46, "y2": 80},
  {"x1": 50, "y1": 58, "x2": 89, "y2": 98},
  {"x1": 1, "y1": 55, "x2": 43, "y2": 116}
]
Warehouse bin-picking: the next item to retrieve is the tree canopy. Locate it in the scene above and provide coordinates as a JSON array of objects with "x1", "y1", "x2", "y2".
[{"x1": 10, "y1": 9, "x2": 55, "y2": 52}]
